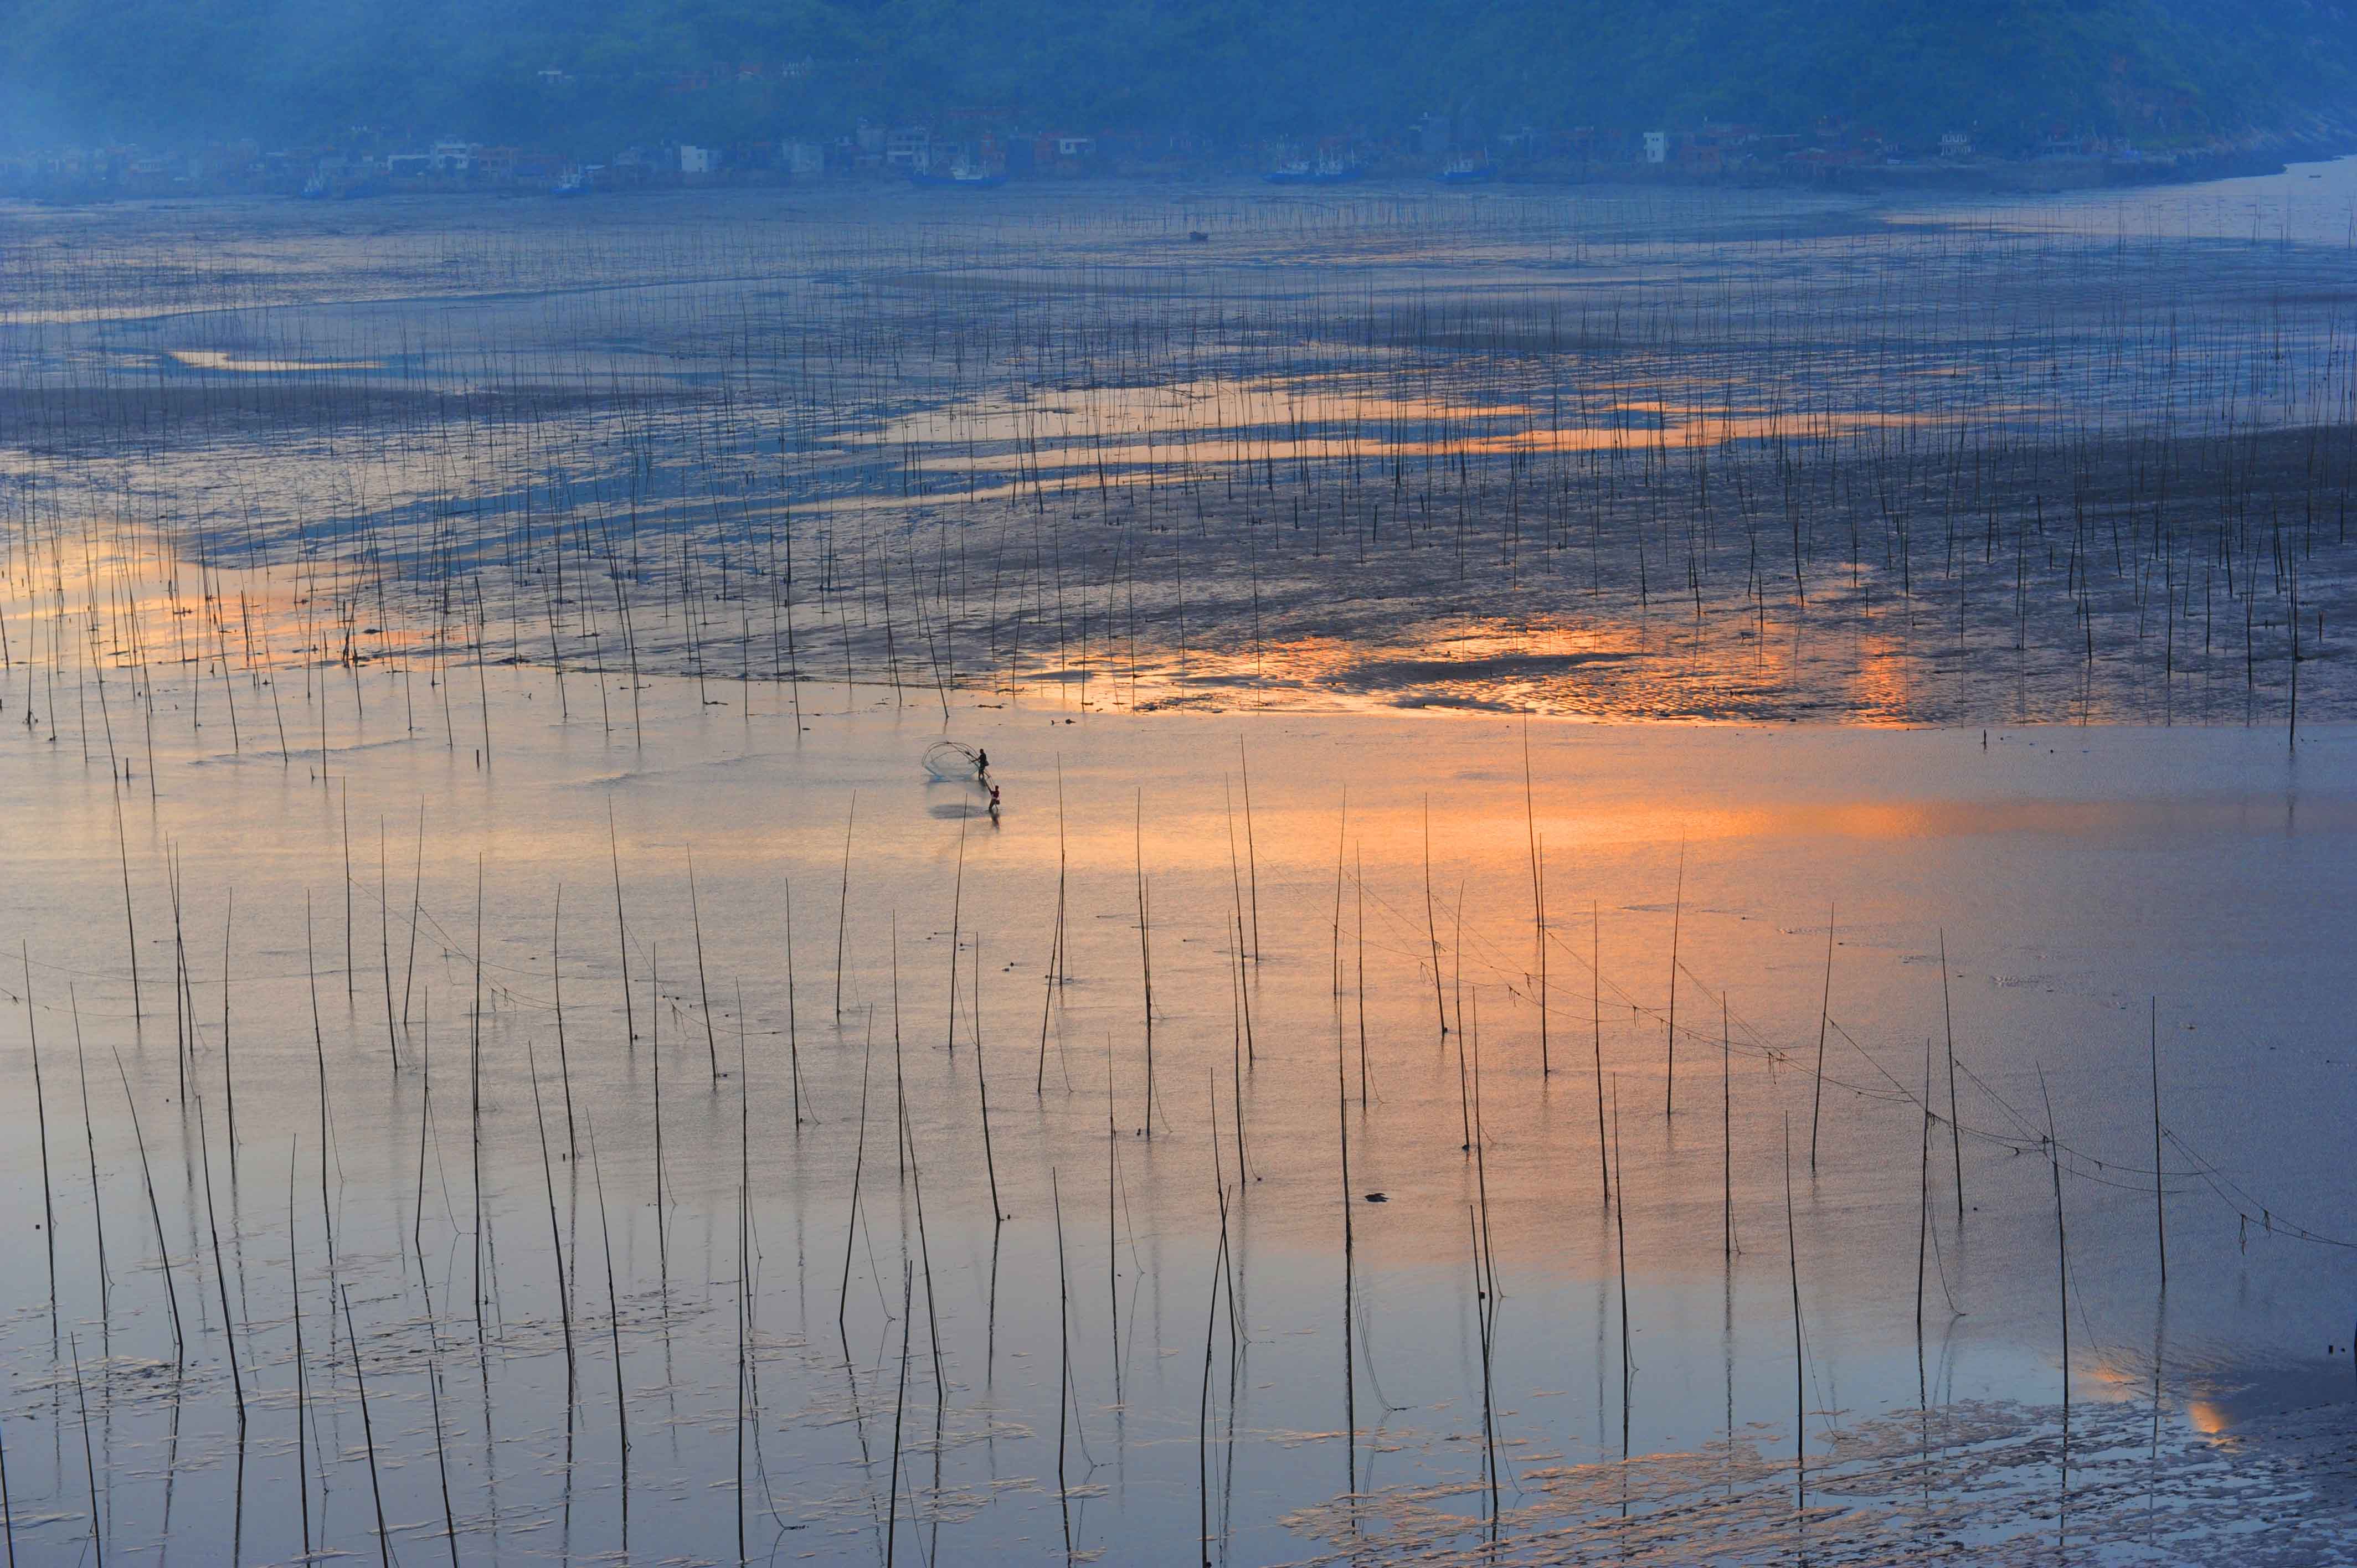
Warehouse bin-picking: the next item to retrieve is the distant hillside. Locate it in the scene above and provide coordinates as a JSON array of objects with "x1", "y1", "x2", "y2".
[{"x1": 3, "y1": 0, "x2": 2354, "y2": 151}]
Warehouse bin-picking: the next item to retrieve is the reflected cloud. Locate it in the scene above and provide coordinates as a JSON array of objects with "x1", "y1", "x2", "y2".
[{"x1": 167, "y1": 349, "x2": 387, "y2": 373}]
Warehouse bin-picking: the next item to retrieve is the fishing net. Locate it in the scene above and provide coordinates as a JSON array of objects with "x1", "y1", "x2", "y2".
[{"x1": 923, "y1": 740, "x2": 981, "y2": 778}]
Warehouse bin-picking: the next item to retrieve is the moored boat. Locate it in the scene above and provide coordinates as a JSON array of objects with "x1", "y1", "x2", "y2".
[{"x1": 909, "y1": 163, "x2": 1007, "y2": 188}]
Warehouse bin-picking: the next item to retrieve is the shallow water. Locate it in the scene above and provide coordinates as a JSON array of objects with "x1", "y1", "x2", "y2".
[
  {"x1": 5, "y1": 167, "x2": 2357, "y2": 1563},
  {"x1": 2, "y1": 656, "x2": 2354, "y2": 1562}
]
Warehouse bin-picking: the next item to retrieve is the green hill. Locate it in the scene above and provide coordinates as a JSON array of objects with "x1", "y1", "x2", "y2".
[{"x1": 3, "y1": 0, "x2": 2353, "y2": 150}]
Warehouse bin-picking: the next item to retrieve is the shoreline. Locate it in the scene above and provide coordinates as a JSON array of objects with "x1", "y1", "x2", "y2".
[{"x1": 7, "y1": 133, "x2": 2350, "y2": 208}]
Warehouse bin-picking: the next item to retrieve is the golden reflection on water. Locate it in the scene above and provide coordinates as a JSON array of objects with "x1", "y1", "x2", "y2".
[
  {"x1": 1138, "y1": 622, "x2": 1649, "y2": 696},
  {"x1": 2184, "y1": 1399, "x2": 2233, "y2": 1436},
  {"x1": 1846, "y1": 628, "x2": 1916, "y2": 718},
  {"x1": 2, "y1": 527, "x2": 414, "y2": 677},
  {"x1": 1103, "y1": 613, "x2": 1948, "y2": 729}
]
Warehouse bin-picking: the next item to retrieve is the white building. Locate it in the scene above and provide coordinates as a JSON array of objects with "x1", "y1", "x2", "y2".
[
  {"x1": 1939, "y1": 132, "x2": 1973, "y2": 159},
  {"x1": 886, "y1": 126, "x2": 932, "y2": 169},
  {"x1": 1642, "y1": 131, "x2": 1668, "y2": 164},
  {"x1": 680, "y1": 145, "x2": 715, "y2": 175}
]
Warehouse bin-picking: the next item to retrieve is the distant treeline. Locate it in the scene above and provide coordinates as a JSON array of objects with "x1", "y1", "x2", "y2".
[{"x1": 3, "y1": 0, "x2": 2354, "y2": 150}]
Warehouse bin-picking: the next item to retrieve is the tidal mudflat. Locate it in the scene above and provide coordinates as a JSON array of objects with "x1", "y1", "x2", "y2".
[{"x1": 4, "y1": 168, "x2": 2357, "y2": 1564}]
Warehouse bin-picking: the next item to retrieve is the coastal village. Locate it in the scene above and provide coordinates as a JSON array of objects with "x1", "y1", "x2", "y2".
[{"x1": 0, "y1": 60, "x2": 2328, "y2": 201}]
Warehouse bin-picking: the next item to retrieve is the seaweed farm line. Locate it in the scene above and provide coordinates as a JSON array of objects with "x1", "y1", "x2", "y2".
[
  {"x1": 7, "y1": 173, "x2": 2357, "y2": 724},
  {"x1": 1, "y1": 653, "x2": 2355, "y2": 1562}
]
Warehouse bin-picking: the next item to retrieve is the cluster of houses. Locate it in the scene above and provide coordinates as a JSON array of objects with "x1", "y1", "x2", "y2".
[
  {"x1": 0, "y1": 102, "x2": 2244, "y2": 202},
  {"x1": 0, "y1": 123, "x2": 1219, "y2": 198},
  {"x1": 1633, "y1": 121, "x2": 2172, "y2": 176}
]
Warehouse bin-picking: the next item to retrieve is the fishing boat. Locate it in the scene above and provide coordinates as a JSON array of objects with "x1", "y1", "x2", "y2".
[
  {"x1": 1438, "y1": 158, "x2": 1495, "y2": 184},
  {"x1": 908, "y1": 162, "x2": 1007, "y2": 189}
]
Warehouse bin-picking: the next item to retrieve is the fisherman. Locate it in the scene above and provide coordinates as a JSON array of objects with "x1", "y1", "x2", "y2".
[
  {"x1": 988, "y1": 782, "x2": 1002, "y2": 821},
  {"x1": 975, "y1": 747, "x2": 991, "y2": 778}
]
